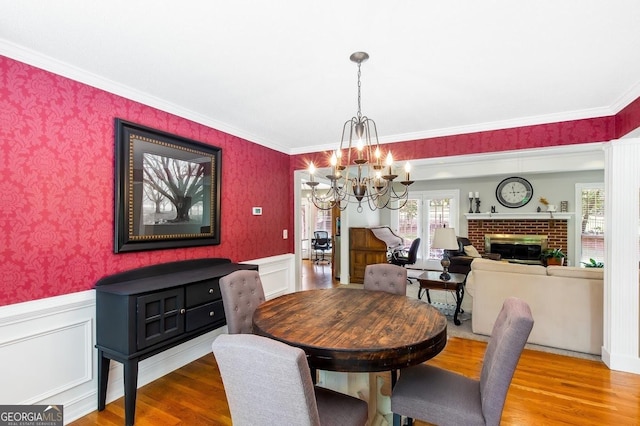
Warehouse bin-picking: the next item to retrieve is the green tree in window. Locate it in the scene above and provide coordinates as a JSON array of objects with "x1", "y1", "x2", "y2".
[{"x1": 581, "y1": 189, "x2": 604, "y2": 234}]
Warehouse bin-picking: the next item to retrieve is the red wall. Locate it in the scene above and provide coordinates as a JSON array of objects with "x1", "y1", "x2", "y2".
[
  {"x1": 616, "y1": 94, "x2": 640, "y2": 138},
  {"x1": 291, "y1": 117, "x2": 617, "y2": 170},
  {"x1": 3, "y1": 54, "x2": 640, "y2": 307},
  {"x1": 0, "y1": 56, "x2": 291, "y2": 306}
]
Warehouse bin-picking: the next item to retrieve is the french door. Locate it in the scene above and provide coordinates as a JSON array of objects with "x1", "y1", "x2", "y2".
[{"x1": 391, "y1": 190, "x2": 460, "y2": 263}]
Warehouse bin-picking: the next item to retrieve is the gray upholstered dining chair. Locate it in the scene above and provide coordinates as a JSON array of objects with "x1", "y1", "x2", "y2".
[
  {"x1": 363, "y1": 263, "x2": 408, "y2": 296},
  {"x1": 212, "y1": 333, "x2": 368, "y2": 426},
  {"x1": 391, "y1": 297, "x2": 534, "y2": 426},
  {"x1": 219, "y1": 269, "x2": 265, "y2": 334}
]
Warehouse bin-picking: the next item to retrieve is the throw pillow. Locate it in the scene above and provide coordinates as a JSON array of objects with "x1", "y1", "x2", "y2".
[{"x1": 463, "y1": 245, "x2": 482, "y2": 258}]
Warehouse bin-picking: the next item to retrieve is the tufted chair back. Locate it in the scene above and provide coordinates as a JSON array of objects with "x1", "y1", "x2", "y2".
[
  {"x1": 363, "y1": 263, "x2": 408, "y2": 296},
  {"x1": 390, "y1": 297, "x2": 533, "y2": 426},
  {"x1": 219, "y1": 270, "x2": 266, "y2": 334},
  {"x1": 212, "y1": 333, "x2": 369, "y2": 426}
]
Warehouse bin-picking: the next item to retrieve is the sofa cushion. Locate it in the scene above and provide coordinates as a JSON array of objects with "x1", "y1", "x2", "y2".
[
  {"x1": 463, "y1": 245, "x2": 481, "y2": 258},
  {"x1": 470, "y1": 258, "x2": 547, "y2": 276},
  {"x1": 547, "y1": 266, "x2": 604, "y2": 280}
]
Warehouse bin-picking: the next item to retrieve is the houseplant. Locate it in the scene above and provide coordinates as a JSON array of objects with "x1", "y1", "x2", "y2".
[
  {"x1": 581, "y1": 258, "x2": 604, "y2": 268},
  {"x1": 540, "y1": 248, "x2": 565, "y2": 266}
]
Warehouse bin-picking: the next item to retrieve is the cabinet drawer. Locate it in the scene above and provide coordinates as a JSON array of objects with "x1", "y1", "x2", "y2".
[
  {"x1": 185, "y1": 300, "x2": 225, "y2": 332},
  {"x1": 186, "y1": 279, "x2": 222, "y2": 307}
]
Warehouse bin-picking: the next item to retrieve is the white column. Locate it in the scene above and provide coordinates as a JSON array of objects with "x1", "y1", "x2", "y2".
[{"x1": 602, "y1": 138, "x2": 640, "y2": 374}]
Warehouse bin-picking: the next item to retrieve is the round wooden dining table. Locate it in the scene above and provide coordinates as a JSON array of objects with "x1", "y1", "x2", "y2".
[{"x1": 252, "y1": 287, "x2": 448, "y2": 372}]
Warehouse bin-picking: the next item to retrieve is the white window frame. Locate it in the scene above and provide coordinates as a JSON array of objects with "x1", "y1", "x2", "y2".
[{"x1": 574, "y1": 182, "x2": 605, "y2": 265}]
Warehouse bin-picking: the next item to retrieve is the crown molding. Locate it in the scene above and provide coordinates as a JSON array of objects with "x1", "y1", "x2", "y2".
[
  {"x1": 610, "y1": 79, "x2": 640, "y2": 113},
  {"x1": 0, "y1": 41, "x2": 291, "y2": 154},
  {"x1": 1, "y1": 40, "x2": 634, "y2": 157}
]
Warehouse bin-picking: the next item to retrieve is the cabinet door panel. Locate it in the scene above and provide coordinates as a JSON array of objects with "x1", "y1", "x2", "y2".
[{"x1": 137, "y1": 289, "x2": 184, "y2": 350}]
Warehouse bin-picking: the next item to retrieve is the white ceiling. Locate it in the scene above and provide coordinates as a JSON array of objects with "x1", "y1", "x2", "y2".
[{"x1": 1, "y1": 1, "x2": 640, "y2": 156}]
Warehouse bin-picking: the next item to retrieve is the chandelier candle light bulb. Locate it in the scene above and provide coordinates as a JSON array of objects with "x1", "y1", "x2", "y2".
[
  {"x1": 309, "y1": 162, "x2": 315, "y2": 181},
  {"x1": 330, "y1": 152, "x2": 338, "y2": 176},
  {"x1": 386, "y1": 152, "x2": 393, "y2": 175}
]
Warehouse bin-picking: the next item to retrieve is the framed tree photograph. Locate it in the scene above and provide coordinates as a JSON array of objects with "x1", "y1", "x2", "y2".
[{"x1": 114, "y1": 119, "x2": 221, "y2": 253}]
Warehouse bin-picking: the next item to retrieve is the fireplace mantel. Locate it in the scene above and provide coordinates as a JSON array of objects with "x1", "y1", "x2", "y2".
[{"x1": 465, "y1": 212, "x2": 574, "y2": 220}]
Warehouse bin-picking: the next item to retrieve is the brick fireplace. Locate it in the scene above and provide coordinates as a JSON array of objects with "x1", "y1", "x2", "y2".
[{"x1": 467, "y1": 218, "x2": 568, "y2": 259}]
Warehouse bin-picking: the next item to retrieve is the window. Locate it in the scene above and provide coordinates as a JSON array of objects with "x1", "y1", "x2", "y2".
[
  {"x1": 393, "y1": 190, "x2": 459, "y2": 261},
  {"x1": 426, "y1": 198, "x2": 454, "y2": 259},
  {"x1": 576, "y1": 184, "x2": 604, "y2": 265},
  {"x1": 397, "y1": 199, "x2": 419, "y2": 240},
  {"x1": 315, "y1": 208, "x2": 332, "y2": 233}
]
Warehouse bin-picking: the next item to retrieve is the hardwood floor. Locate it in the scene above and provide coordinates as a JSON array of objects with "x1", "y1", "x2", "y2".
[
  {"x1": 301, "y1": 258, "x2": 339, "y2": 290},
  {"x1": 71, "y1": 261, "x2": 640, "y2": 425}
]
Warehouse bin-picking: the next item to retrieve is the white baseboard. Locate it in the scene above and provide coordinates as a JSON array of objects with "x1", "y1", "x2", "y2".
[
  {"x1": 0, "y1": 254, "x2": 295, "y2": 424},
  {"x1": 602, "y1": 346, "x2": 640, "y2": 374}
]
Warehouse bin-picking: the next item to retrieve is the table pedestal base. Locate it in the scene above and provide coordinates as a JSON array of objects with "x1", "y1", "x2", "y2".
[{"x1": 317, "y1": 370, "x2": 393, "y2": 424}]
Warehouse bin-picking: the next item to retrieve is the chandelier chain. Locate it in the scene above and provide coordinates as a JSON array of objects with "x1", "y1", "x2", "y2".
[{"x1": 357, "y1": 62, "x2": 362, "y2": 120}]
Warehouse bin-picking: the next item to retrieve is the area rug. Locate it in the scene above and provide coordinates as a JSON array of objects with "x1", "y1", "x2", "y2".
[{"x1": 343, "y1": 282, "x2": 601, "y2": 362}]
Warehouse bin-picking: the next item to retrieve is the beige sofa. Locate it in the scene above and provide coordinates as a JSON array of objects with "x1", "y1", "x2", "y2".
[{"x1": 466, "y1": 258, "x2": 603, "y2": 355}]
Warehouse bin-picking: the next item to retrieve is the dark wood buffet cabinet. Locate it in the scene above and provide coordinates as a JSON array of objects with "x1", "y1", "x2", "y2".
[{"x1": 95, "y1": 258, "x2": 258, "y2": 426}]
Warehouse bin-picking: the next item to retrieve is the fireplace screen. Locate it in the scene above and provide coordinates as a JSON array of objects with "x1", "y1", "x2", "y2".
[{"x1": 484, "y1": 234, "x2": 548, "y2": 261}]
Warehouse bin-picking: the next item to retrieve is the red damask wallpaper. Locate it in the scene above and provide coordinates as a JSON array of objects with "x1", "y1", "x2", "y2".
[
  {"x1": 293, "y1": 116, "x2": 618, "y2": 170},
  {"x1": 616, "y1": 95, "x2": 640, "y2": 138},
  {"x1": 2, "y1": 55, "x2": 640, "y2": 307},
  {"x1": 0, "y1": 56, "x2": 290, "y2": 306}
]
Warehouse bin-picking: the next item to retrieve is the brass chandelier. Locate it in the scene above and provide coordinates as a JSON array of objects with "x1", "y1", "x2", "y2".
[{"x1": 306, "y1": 52, "x2": 413, "y2": 212}]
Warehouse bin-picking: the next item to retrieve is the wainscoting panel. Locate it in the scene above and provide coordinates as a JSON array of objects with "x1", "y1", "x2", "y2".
[
  {"x1": 1, "y1": 320, "x2": 92, "y2": 403},
  {"x1": 0, "y1": 254, "x2": 295, "y2": 424},
  {"x1": 0, "y1": 291, "x2": 97, "y2": 423},
  {"x1": 243, "y1": 253, "x2": 295, "y2": 299}
]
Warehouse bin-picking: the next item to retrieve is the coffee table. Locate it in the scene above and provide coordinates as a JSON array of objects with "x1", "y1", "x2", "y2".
[{"x1": 416, "y1": 271, "x2": 467, "y2": 325}]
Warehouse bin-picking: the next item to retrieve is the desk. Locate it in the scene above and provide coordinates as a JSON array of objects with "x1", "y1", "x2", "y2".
[
  {"x1": 253, "y1": 288, "x2": 447, "y2": 372},
  {"x1": 416, "y1": 271, "x2": 467, "y2": 326}
]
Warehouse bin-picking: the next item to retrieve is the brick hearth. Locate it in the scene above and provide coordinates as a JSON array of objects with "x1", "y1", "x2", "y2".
[{"x1": 467, "y1": 219, "x2": 568, "y2": 257}]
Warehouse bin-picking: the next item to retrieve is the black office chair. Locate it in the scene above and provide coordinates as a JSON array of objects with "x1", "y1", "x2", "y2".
[
  {"x1": 390, "y1": 238, "x2": 421, "y2": 283},
  {"x1": 312, "y1": 231, "x2": 331, "y2": 264}
]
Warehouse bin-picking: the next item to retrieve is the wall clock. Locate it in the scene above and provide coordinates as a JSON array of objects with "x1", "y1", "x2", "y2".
[{"x1": 495, "y1": 176, "x2": 533, "y2": 208}]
